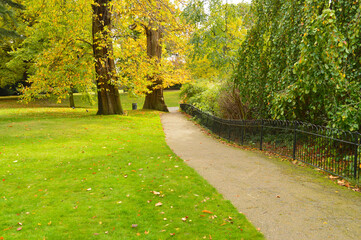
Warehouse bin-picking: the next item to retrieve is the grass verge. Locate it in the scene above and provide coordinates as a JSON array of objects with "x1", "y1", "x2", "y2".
[
  {"x1": 0, "y1": 107, "x2": 263, "y2": 239},
  {"x1": 0, "y1": 90, "x2": 181, "y2": 110}
]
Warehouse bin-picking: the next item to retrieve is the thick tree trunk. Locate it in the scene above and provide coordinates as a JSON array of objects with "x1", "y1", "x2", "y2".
[
  {"x1": 92, "y1": 0, "x2": 123, "y2": 115},
  {"x1": 142, "y1": 26, "x2": 168, "y2": 112}
]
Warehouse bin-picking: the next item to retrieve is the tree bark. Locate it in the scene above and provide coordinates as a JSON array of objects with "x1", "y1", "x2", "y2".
[
  {"x1": 92, "y1": 0, "x2": 123, "y2": 115},
  {"x1": 142, "y1": 26, "x2": 169, "y2": 112},
  {"x1": 69, "y1": 90, "x2": 75, "y2": 108}
]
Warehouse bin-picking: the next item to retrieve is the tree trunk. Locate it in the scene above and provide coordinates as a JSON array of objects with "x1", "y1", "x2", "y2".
[
  {"x1": 69, "y1": 90, "x2": 75, "y2": 108},
  {"x1": 92, "y1": 0, "x2": 123, "y2": 115},
  {"x1": 142, "y1": 26, "x2": 168, "y2": 112}
]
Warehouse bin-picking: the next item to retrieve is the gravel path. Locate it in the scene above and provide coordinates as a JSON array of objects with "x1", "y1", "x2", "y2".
[{"x1": 161, "y1": 110, "x2": 361, "y2": 240}]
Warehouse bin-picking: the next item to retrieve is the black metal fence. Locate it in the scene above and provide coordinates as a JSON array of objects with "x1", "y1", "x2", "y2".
[{"x1": 180, "y1": 104, "x2": 361, "y2": 182}]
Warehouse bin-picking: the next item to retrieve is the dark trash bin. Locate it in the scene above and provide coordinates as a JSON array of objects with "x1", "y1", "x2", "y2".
[{"x1": 132, "y1": 103, "x2": 137, "y2": 110}]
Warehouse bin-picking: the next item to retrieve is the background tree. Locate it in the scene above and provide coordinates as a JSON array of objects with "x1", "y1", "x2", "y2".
[
  {"x1": 183, "y1": 0, "x2": 251, "y2": 79},
  {"x1": 0, "y1": 0, "x2": 24, "y2": 38},
  {"x1": 234, "y1": 0, "x2": 361, "y2": 131},
  {"x1": 8, "y1": 0, "x2": 95, "y2": 108},
  {"x1": 113, "y1": 0, "x2": 189, "y2": 112},
  {"x1": 0, "y1": 0, "x2": 25, "y2": 94}
]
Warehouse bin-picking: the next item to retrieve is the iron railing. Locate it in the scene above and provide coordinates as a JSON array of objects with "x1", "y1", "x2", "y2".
[{"x1": 180, "y1": 104, "x2": 361, "y2": 182}]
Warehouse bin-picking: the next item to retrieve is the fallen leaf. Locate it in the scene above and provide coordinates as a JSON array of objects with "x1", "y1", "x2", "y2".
[
  {"x1": 144, "y1": 230, "x2": 149, "y2": 235},
  {"x1": 155, "y1": 202, "x2": 162, "y2": 207},
  {"x1": 132, "y1": 224, "x2": 138, "y2": 228},
  {"x1": 170, "y1": 233, "x2": 175, "y2": 236},
  {"x1": 94, "y1": 233, "x2": 99, "y2": 235},
  {"x1": 17, "y1": 227, "x2": 22, "y2": 231},
  {"x1": 202, "y1": 210, "x2": 212, "y2": 214},
  {"x1": 86, "y1": 188, "x2": 92, "y2": 191}
]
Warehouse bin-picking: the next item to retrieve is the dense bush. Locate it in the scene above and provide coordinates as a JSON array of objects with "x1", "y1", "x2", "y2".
[
  {"x1": 180, "y1": 79, "x2": 220, "y2": 115},
  {"x1": 181, "y1": 80, "x2": 253, "y2": 120}
]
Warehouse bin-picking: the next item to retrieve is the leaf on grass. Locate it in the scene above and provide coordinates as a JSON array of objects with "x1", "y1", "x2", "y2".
[
  {"x1": 86, "y1": 188, "x2": 92, "y2": 191},
  {"x1": 202, "y1": 210, "x2": 212, "y2": 214},
  {"x1": 155, "y1": 202, "x2": 162, "y2": 207},
  {"x1": 17, "y1": 227, "x2": 22, "y2": 231},
  {"x1": 131, "y1": 224, "x2": 138, "y2": 228}
]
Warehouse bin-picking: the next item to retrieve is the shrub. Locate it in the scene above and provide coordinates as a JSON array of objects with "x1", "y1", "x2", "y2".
[
  {"x1": 218, "y1": 84, "x2": 251, "y2": 120},
  {"x1": 180, "y1": 79, "x2": 220, "y2": 114}
]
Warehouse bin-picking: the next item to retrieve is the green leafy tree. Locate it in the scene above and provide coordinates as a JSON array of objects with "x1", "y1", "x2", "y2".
[
  {"x1": 183, "y1": 0, "x2": 251, "y2": 79},
  {"x1": 234, "y1": 0, "x2": 361, "y2": 131},
  {"x1": 0, "y1": 0, "x2": 24, "y2": 38},
  {"x1": 9, "y1": 0, "x2": 95, "y2": 108}
]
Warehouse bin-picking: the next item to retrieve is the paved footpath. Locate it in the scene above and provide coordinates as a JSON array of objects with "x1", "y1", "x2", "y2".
[{"x1": 161, "y1": 109, "x2": 361, "y2": 240}]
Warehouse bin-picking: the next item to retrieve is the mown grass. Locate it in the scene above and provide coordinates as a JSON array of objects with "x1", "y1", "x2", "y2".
[
  {"x1": 0, "y1": 90, "x2": 181, "y2": 110},
  {"x1": 0, "y1": 103, "x2": 263, "y2": 239}
]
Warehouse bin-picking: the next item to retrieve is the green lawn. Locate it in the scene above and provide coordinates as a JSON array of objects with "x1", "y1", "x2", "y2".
[
  {"x1": 0, "y1": 102, "x2": 263, "y2": 239},
  {"x1": 0, "y1": 90, "x2": 181, "y2": 110}
]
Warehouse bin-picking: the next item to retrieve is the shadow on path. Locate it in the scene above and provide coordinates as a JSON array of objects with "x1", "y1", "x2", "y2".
[{"x1": 161, "y1": 110, "x2": 361, "y2": 240}]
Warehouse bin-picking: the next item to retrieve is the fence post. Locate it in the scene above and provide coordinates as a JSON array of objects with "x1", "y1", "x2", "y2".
[
  {"x1": 260, "y1": 120, "x2": 264, "y2": 150},
  {"x1": 354, "y1": 136, "x2": 359, "y2": 179},
  {"x1": 228, "y1": 122, "x2": 231, "y2": 140},
  {"x1": 293, "y1": 121, "x2": 297, "y2": 160},
  {"x1": 241, "y1": 122, "x2": 244, "y2": 145}
]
